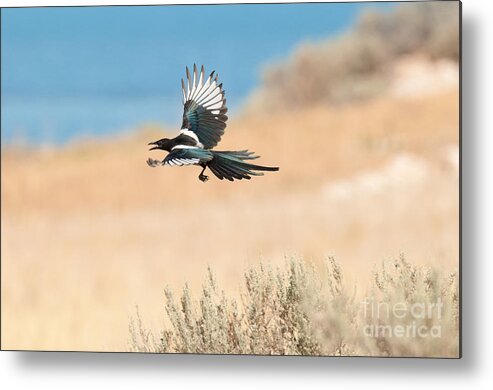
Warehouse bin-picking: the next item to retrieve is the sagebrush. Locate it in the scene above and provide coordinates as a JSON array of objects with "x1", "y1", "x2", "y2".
[{"x1": 129, "y1": 256, "x2": 459, "y2": 357}]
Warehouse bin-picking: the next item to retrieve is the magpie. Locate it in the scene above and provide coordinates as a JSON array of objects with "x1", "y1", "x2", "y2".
[{"x1": 147, "y1": 65, "x2": 279, "y2": 182}]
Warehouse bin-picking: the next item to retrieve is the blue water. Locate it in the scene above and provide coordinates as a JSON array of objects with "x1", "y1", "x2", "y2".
[{"x1": 1, "y1": 3, "x2": 393, "y2": 145}]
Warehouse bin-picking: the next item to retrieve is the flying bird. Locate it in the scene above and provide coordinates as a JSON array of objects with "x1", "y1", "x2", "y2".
[{"x1": 147, "y1": 64, "x2": 279, "y2": 182}]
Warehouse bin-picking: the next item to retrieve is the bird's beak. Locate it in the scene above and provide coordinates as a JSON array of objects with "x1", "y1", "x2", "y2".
[{"x1": 148, "y1": 142, "x2": 159, "y2": 151}]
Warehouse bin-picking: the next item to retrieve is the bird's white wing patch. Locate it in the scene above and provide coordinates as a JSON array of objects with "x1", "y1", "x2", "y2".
[
  {"x1": 165, "y1": 157, "x2": 200, "y2": 166},
  {"x1": 171, "y1": 144, "x2": 200, "y2": 150}
]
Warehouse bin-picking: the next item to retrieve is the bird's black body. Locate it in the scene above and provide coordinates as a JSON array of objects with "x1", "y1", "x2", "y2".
[
  {"x1": 148, "y1": 134, "x2": 197, "y2": 152},
  {"x1": 147, "y1": 64, "x2": 279, "y2": 182}
]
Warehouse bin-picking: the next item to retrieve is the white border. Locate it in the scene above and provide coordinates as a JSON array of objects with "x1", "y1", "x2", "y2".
[{"x1": 2, "y1": 0, "x2": 493, "y2": 389}]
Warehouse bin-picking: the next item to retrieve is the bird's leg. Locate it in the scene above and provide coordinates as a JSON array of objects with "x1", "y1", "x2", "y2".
[{"x1": 198, "y1": 164, "x2": 209, "y2": 182}]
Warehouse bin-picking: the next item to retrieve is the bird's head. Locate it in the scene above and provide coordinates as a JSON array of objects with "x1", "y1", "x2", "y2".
[{"x1": 148, "y1": 138, "x2": 171, "y2": 152}]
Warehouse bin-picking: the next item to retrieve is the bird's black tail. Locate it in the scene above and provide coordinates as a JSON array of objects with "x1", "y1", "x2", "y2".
[{"x1": 208, "y1": 150, "x2": 279, "y2": 181}]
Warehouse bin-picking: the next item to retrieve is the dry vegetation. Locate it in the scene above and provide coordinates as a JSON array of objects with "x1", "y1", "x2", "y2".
[
  {"x1": 1, "y1": 3, "x2": 459, "y2": 354},
  {"x1": 130, "y1": 256, "x2": 459, "y2": 357},
  {"x1": 246, "y1": 1, "x2": 459, "y2": 112}
]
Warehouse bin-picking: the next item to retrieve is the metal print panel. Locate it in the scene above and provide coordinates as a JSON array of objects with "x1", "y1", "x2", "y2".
[{"x1": 0, "y1": 0, "x2": 461, "y2": 357}]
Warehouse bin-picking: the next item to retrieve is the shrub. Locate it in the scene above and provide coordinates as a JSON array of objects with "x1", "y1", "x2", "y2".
[{"x1": 129, "y1": 255, "x2": 459, "y2": 357}]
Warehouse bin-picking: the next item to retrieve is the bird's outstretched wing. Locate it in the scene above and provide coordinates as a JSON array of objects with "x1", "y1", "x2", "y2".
[
  {"x1": 181, "y1": 64, "x2": 228, "y2": 150},
  {"x1": 146, "y1": 147, "x2": 213, "y2": 168},
  {"x1": 163, "y1": 147, "x2": 213, "y2": 166}
]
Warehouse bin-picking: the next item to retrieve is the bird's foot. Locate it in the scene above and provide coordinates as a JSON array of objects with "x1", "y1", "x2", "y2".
[
  {"x1": 147, "y1": 158, "x2": 164, "y2": 167},
  {"x1": 199, "y1": 173, "x2": 209, "y2": 182}
]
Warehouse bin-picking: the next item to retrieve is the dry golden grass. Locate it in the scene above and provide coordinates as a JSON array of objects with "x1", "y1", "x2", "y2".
[{"x1": 1, "y1": 89, "x2": 459, "y2": 352}]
